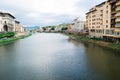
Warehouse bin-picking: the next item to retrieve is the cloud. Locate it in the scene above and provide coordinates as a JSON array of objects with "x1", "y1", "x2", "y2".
[{"x1": 0, "y1": 0, "x2": 105, "y2": 26}]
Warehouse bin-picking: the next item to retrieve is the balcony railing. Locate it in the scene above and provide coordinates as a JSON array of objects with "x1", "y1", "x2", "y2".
[
  {"x1": 111, "y1": 15, "x2": 116, "y2": 19},
  {"x1": 116, "y1": 18, "x2": 120, "y2": 21},
  {"x1": 111, "y1": 10, "x2": 116, "y2": 14},
  {"x1": 114, "y1": 28, "x2": 120, "y2": 32},
  {"x1": 115, "y1": 12, "x2": 120, "y2": 17},
  {"x1": 116, "y1": 7, "x2": 120, "y2": 11},
  {"x1": 115, "y1": 23, "x2": 120, "y2": 27}
]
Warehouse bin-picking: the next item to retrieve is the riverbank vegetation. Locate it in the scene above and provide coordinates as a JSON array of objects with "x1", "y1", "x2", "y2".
[
  {"x1": 0, "y1": 32, "x2": 15, "y2": 39},
  {"x1": 66, "y1": 33, "x2": 120, "y2": 51},
  {"x1": 0, "y1": 33, "x2": 31, "y2": 45}
]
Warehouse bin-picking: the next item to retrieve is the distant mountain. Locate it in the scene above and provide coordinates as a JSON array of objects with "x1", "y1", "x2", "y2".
[{"x1": 24, "y1": 26, "x2": 40, "y2": 31}]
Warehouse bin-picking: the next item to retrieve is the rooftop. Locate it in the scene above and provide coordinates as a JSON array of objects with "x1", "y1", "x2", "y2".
[{"x1": 0, "y1": 11, "x2": 15, "y2": 19}]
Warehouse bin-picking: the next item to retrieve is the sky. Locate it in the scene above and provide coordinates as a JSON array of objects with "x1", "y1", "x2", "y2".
[{"x1": 0, "y1": 0, "x2": 105, "y2": 27}]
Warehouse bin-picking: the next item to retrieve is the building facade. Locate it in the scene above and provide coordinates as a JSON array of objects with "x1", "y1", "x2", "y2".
[
  {"x1": 114, "y1": 0, "x2": 120, "y2": 37},
  {"x1": 86, "y1": 1, "x2": 111, "y2": 38},
  {"x1": 0, "y1": 12, "x2": 15, "y2": 32},
  {"x1": 67, "y1": 24, "x2": 74, "y2": 32},
  {"x1": 72, "y1": 18, "x2": 84, "y2": 32},
  {"x1": 15, "y1": 21, "x2": 24, "y2": 32}
]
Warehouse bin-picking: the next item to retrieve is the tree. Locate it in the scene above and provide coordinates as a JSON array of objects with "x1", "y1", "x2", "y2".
[
  {"x1": 42, "y1": 27, "x2": 46, "y2": 31},
  {"x1": 51, "y1": 27, "x2": 55, "y2": 30},
  {"x1": 61, "y1": 27, "x2": 68, "y2": 31}
]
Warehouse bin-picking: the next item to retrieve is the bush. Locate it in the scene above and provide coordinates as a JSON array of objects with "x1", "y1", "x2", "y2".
[{"x1": 0, "y1": 32, "x2": 15, "y2": 39}]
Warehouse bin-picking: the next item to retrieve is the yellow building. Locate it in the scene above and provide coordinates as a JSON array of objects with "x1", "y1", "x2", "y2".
[
  {"x1": 107, "y1": 0, "x2": 120, "y2": 43},
  {"x1": 15, "y1": 21, "x2": 24, "y2": 32},
  {"x1": 86, "y1": 1, "x2": 111, "y2": 38},
  {"x1": 114, "y1": 0, "x2": 120, "y2": 38}
]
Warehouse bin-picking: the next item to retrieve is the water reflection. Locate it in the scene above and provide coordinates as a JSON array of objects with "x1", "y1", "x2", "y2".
[
  {"x1": 85, "y1": 43, "x2": 120, "y2": 80},
  {"x1": 0, "y1": 33, "x2": 120, "y2": 80}
]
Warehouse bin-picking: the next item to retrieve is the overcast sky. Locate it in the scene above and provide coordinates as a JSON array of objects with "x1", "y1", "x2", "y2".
[{"x1": 0, "y1": 0, "x2": 105, "y2": 27}]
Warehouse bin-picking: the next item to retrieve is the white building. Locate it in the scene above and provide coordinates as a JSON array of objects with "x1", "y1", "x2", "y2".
[
  {"x1": 55, "y1": 26, "x2": 62, "y2": 31},
  {"x1": 0, "y1": 12, "x2": 15, "y2": 32},
  {"x1": 72, "y1": 18, "x2": 84, "y2": 32},
  {"x1": 39, "y1": 27, "x2": 44, "y2": 32}
]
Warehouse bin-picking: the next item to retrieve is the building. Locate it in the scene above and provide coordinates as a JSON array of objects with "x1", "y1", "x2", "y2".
[
  {"x1": 46, "y1": 27, "x2": 51, "y2": 32},
  {"x1": 67, "y1": 24, "x2": 74, "y2": 32},
  {"x1": 15, "y1": 21, "x2": 24, "y2": 32},
  {"x1": 0, "y1": 12, "x2": 16, "y2": 32},
  {"x1": 39, "y1": 27, "x2": 44, "y2": 32},
  {"x1": 72, "y1": 18, "x2": 84, "y2": 32},
  {"x1": 86, "y1": 1, "x2": 111, "y2": 38},
  {"x1": 55, "y1": 26, "x2": 61, "y2": 32},
  {"x1": 108, "y1": 0, "x2": 120, "y2": 39},
  {"x1": 84, "y1": 21, "x2": 88, "y2": 32},
  {"x1": 115, "y1": 0, "x2": 120, "y2": 37}
]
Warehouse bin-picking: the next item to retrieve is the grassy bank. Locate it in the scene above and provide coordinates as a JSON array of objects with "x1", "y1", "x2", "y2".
[
  {"x1": 66, "y1": 34, "x2": 120, "y2": 51},
  {"x1": 0, "y1": 34, "x2": 31, "y2": 46}
]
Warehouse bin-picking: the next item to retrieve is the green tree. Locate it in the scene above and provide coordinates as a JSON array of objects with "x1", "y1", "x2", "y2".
[
  {"x1": 61, "y1": 27, "x2": 68, "y2": 30},
  {"x1": 51, "y1": 27, "x2": 55, "y2": 30}
]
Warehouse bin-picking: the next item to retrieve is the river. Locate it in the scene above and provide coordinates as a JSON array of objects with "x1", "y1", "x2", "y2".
[{"x1": 0, "y1": 33, "x2": 120, "y2": 80}]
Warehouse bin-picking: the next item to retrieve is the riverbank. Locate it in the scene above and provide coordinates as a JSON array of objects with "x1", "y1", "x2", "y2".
[
  {"x1": 66, "y1": 33, "x2": 120, "y2": 52},
  {"x1": 0, "y1": 33, "x2": 31, "y2": 45}
]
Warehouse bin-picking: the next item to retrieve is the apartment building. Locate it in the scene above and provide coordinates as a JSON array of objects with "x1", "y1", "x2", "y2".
[
  {"x1": 114, "y1": 0, "x2": 120, "y2": 37},
  {"x1": 103, "y1": 0, "x2": 120, "y2": 43},
  {"x1": 0, "y1": 12, "x2": 15, "y2": 32},
  {"x1": 86, "y1": 1, "x2": 111, "y2": 38}
]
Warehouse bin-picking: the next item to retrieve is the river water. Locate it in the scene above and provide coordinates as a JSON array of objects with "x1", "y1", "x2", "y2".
[{"x1": 0, "y1": 33, "x2": 120, "y2": 80}]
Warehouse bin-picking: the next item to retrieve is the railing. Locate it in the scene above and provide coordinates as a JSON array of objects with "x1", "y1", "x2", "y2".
[
  {"x1": 115, "y1": 12, "x2": 120, "y2": 17},
  {"x1": 115, "y1": 23, "x2": 120, "y2": 27},
  {"x1": 111, "y1": 10, "x2": 116, "y2": 14},
  {"x1": 116, "y1": 18, "x2": 120, "y2": 22},
  {"x1": 116, "y1": 6, "x2": 120, "y2": 11}
]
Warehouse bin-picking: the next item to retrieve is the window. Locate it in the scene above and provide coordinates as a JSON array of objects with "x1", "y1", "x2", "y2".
[
  {"x1": 117, "y1": 32, "x2": 119, "y2": 35},
  {"x1": 106, "y1": 20, "x2": 108, "y2": 23},
  {"x1": 106, "y1": 11, "x2": 108, "y2": 13},
  {"x1": 5, "y1": 21, "x2": 6, "y2": 24},
  {"x1": 106, "y1": 25, "x2": 108, "y2": 28},
  {"x1": 106, "y1": 5, "x2": 108, "y2": 9}
]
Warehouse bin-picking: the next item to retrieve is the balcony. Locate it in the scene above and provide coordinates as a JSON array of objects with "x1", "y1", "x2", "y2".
[
  {"x1": 116, "y1": 18, "x2": 120, "y2": 22},
  {"x1": 113, "y1": 29, "x2": 120, "y2": 38},
  {"x1": 114, "y1": 28, "x2": 120, "y2": 32},
  {"x1": 116, "y1": 2, "x2": 120, "y2": 6},
  {"x1": 115, "y1": 23, "x2": 120, "y2": 27},
  {"x1": 115, "y1": 12, "x2": 120, "y2": 17},
  {"x1": 111, "y1": 10, "x2": 116, "y2": 14},
  {"x1": 116, "y1": 7, "x2": 120, "y2": 11},
  {"x1": 111, "y1": 15, "x2": 116, "y2": 19}
]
